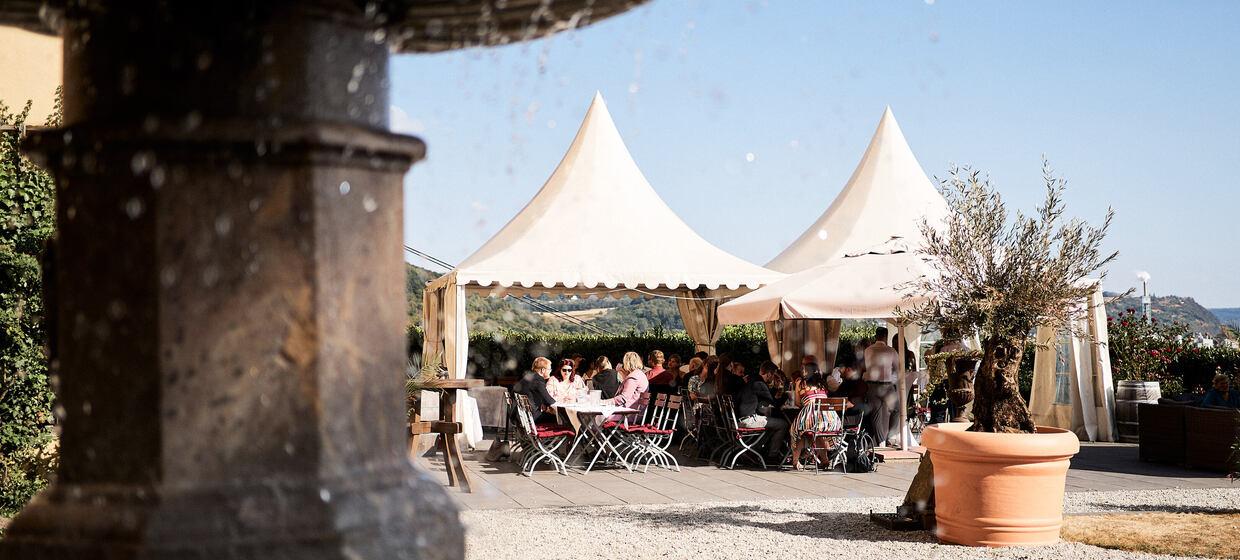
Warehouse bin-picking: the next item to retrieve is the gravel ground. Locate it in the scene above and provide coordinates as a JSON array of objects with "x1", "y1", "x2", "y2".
[{"x1": 462, "y1": 487, "x2": 1240, "y2": 559}]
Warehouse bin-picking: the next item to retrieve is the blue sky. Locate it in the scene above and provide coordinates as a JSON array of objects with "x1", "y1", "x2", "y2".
[{"x1": 391, "y1": 1, "x2": 1240, "y2": 307}]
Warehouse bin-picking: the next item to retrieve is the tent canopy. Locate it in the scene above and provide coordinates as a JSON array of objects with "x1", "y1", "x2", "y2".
[
  {"x1": 718, "y1": 238, "x2": 934, "y2": 324},
  {"x1": 766, "y1": 107, "x2": 948, "y2": 273},
  {"x1": 431, "y1": 92, "x2": 782, "y2": 296}
]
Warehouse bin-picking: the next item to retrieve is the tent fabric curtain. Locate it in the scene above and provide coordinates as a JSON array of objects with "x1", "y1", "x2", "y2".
[
  {"x1": 763, "y1": 318, "x2": 831, "y2": 374},
  {"x1": 1029, "y1": 285, "x2": 1116, "y2": 442},
  {"x1": 420, "y1": 283, "x2": 445, "y2": 370},
  {"x1": 677, "y1": 289, "x2": 724, "y2": 354},
  {"x1": 421, "y1": 276, "x2": 483, "y2": 448}
]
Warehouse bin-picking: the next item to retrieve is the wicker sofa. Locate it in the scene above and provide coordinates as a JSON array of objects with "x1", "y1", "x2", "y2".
[{"x1": 1138, "y1": 402, "x2": 1239, "y2": 471}]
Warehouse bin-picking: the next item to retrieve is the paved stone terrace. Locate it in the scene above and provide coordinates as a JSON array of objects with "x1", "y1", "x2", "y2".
[{"x1": 418, "y1": 439, "x2": 1235, "y2": 511}]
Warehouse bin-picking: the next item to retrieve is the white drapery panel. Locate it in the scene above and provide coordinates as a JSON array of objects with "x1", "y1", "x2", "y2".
[
  {"x1": 1029, "y1": 285, "x2": 1116, "y2": 442},
  {"x1": 677, "y1": 289, "x2": 724, "y2": 354}
]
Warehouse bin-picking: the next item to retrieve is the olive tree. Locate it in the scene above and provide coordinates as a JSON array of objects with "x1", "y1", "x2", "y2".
[{"x1": 902, "y1": 160, "x2": 1116, "y2": 433}]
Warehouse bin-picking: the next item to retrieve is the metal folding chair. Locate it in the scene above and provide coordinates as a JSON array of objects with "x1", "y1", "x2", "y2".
[
  {"x1": 802, "y1": 397, "x2": 849, "y2": 473},
  {"x1": 718, "y1": 395, "x2": 767, "y2": 470},
  {"x1": 512, "y1": 394, "x2": 572, "y2": 476}
]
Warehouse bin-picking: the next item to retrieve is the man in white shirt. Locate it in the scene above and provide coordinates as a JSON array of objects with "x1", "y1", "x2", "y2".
[{"x1": 864, "y1": 326, "x2": 901, "y2": 446}]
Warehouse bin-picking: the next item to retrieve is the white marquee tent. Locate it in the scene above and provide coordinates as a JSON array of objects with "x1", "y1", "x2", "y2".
[
  {"x1": 421, "y1": 93, "x2": 784, "y2": 444},
  {"x1": 761, "y1": 108, "x2": 946, "y2": 374},
  {"x1": 735, "y1": 107, "x2": 1116, "y2": 445}
]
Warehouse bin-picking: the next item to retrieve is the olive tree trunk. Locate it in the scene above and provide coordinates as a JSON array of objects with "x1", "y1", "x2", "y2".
[{"x1": 969, "y1": 335, "x2": 1036, "y2": 434}]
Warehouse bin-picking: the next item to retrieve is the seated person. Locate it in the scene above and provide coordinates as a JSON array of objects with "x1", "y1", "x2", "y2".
[
  {"x1": 690, "y1": 356, "x2": 720, "y2": 400},
  {"x1": 586, "y1": 356, "x2": 621, "y2": 399},
  {"x1": 546, "y1": 358, "x2": 585, "y2": 400},
  {"x1": 1201, "y1": 373, "x2": 1240, "y2": 408},
  {"x1": 790, "y1": 374, "x2": 845, "y2": 469},
  {"x1": 646, "y1": 350, "x2": 675, "y2": 394},
  {"x1": 736, "y1": 365, "x2": 789, "y2": 461},
  {"x1": 827, "y1": 348, "x2": 872, "y2": 426},
  {"x1": 606, "y1": 352, "x2": 650, "y2": 421},
  {"x1": 511, "y1": 356, "x2": 557, "y2": 424}
]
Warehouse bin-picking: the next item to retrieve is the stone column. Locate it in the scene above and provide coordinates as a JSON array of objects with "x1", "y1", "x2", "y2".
[{"x1": 0, "y1": 2, "x2": 463, "y2": 559}]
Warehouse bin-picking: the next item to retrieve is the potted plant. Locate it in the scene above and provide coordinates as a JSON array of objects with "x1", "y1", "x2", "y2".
[{"x1": 900, "y1": 161, "x2": 1117, "y2": 546}]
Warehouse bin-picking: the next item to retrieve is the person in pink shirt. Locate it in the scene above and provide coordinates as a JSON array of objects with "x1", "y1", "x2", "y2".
[{"x1": 607, "y1": 351, "x2": 649, "y2": 422}]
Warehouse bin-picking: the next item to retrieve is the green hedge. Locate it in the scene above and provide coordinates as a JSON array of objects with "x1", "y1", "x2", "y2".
[{"x1": 1166, "y1": 347, "x2": 1240, "y2": 394}]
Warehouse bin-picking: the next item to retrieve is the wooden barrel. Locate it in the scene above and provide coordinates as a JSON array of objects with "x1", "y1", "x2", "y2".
[{"x1": 1115, "y1": 380, "x2": 1161, "y2": 443}]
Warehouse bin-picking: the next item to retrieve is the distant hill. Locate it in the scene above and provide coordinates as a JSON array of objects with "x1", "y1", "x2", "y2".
[
  {"x1": 405, "y1": 264, "x2": 685, "y2": 334},
  {"x1": 1211, "y1": 308, "x2": 1240, "y2": 329},
  {"x1": 1104, "y1": 292, "x2": 1226, "y2": 335}
]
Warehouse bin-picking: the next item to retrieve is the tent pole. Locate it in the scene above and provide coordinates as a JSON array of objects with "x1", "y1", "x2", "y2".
[{"x1": 897, "y1": 321, "x2": 909, "y2": 452}]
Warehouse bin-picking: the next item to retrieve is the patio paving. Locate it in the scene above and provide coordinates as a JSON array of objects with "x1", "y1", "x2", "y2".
[{"x1": 417, "y1": 438, "x2": 1235, "y2": 511}]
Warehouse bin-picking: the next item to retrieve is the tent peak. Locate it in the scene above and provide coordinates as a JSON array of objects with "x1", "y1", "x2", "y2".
[{"x1": 765, "y1": 106, "x2": 948, "y2": 273}]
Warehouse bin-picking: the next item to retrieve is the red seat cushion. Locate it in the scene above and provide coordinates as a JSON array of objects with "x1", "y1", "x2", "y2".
[
  {"x1": 601, "y1": 421, "x2": 620, "y2": 430},
  {"x1": 535, "y1": 424, "x2": 575, "y2": 438},
  {"x1": 736, "y1": 427, "x2": 767, "y2": 433},
  {"x1": 644, "y1": 428, "x2": 674, "y2": 436}
]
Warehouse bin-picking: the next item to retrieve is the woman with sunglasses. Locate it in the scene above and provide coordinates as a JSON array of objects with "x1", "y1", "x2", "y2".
[{"x1": 547, "y1": 358, "x2": 586, "y2": 400}]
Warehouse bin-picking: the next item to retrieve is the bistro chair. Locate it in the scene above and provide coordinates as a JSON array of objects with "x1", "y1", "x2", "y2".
[
  {"x1": 802, "y1": 397, "x2": 850, "y2": 473},
  {"x1": 512, "y1": 393, "x2": 573, "y2": 476},
  {"x1": 717, "y1": 394, "x2": 767, "y2": 470}
]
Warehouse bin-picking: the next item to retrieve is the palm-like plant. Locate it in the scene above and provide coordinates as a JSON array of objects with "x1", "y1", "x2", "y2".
[{"x1": 406, "y1": 350, "x2": 445, "y2": 421}]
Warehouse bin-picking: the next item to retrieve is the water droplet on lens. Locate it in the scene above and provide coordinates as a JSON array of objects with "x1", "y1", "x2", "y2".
[
  {"x1": 125, "y1": 197, "x2": 145, "y2": 219},
  {"x1": 319, "y1": 488, "x2": 332, "y2": 502},
  {"x1": 363, "y1": 195, "x2": 377, "y2": 212},
  {"x1": 339, "y1": 181, "x2": 351, "y2": 195},
  {"x1": 131, "y1": 151, "x2": 153, "y2": 174},
  {"x1": 149, "y1": 166, "x2": 167, "y2": 188},
  {"x1": 214, "y1": 215, "x2": 232, "y2": 236}
]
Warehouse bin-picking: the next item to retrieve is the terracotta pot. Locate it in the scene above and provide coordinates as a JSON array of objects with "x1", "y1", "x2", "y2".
[{"x1": 923, "y1": 422, "x2": 1080, "y2": 547}]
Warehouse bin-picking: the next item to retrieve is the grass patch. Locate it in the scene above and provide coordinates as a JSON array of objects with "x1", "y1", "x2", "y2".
[{"x1": 1062, "y1": 512, "x2": 1240, "y2": 559}]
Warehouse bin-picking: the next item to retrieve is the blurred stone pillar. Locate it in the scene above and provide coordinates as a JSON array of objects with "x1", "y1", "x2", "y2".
[{"x1": 0, "y1": 1, "x2": 462, "y2": 559}]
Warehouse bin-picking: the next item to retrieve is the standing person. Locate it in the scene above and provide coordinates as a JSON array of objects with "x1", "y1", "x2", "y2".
[
  {"x1": 864, "y1": 326, "x2": 901, "y2": 446},
  {"x1": 736, "y1": 363, "x2": 789, "y2": 462},
  {"x1": 606, "y1": 352, "x2": 649, "y2": 421},
  {"x1": 511, "y1": 357, "x2": 557, "y2": 424}
]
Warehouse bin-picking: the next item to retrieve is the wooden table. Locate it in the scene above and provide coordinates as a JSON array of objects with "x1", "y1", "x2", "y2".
[{"x1": 418, "y1": 378, "x2": 484, "y2": 492}]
